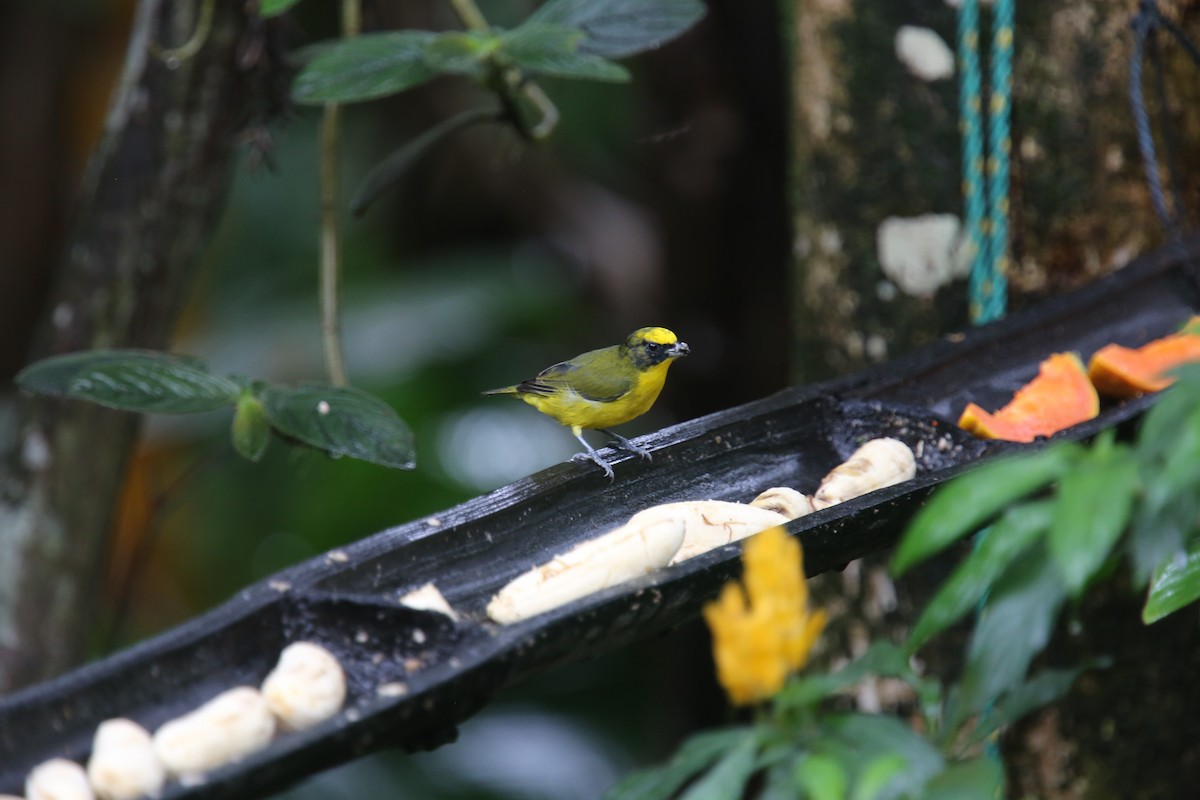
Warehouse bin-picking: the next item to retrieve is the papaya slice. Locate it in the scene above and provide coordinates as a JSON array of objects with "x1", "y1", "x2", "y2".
[
  {"x1": 959, "y1": 352, "x2": 1099, "y2": 442},
  {"x1": 1088, "y1": 316, "x2": 1200, "y2": 398}
]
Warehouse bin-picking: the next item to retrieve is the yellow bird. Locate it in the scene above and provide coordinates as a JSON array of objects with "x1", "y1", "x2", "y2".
[{"x1": 483, "y1": 327, "x2": 690, "y2": 479}]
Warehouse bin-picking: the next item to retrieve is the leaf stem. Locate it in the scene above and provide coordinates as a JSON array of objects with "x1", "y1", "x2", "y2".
[
  {"x1": 149, "y1": 0, "x2": 215, "y2": 63},
  {"x1": 319, "y1": 103, "x2": 348, "y2": 386},
  {"x1": 447, "y1": 0, "x2": 490, "y2": 32},
  {"x1": 319, "y1": 0, "x2": 361, "y2": 388},
  {"x1": 446, "y1": 0, "x2": 560, "y2": 140}
]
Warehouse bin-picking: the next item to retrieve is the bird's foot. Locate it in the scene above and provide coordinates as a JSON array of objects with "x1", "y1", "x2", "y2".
[
  {"x1": 571, "y1": 450, "x2": 615, "y2": 481},
  {"x1": 600, "y1": 429, "x2": 652, "y2": 461}
]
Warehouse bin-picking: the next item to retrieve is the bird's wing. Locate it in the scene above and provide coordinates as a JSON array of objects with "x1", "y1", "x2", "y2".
[{"x1": 520, "y1": 350, "x2": 634, "y2": 403}]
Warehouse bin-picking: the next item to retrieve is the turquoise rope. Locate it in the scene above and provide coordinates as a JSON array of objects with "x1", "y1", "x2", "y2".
[
  {"x1": 960, "y1": 0, "x2": 1013, "y2": 325},
  {"x1": 959, "y1": 3, "x2": 1013, "y2": 790},
  {"x1": 958, "y1": 0, "x2": 987, "y2": 324},
  {"x1": 983, "y1": 0, "x2": 1012, "y2": 323}
]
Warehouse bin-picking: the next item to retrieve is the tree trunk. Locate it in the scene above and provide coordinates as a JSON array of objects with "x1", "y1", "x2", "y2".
[
  {"x1": 0, "y1": 0, "x2": 274, "y2": 692},
  {"x1": 788, "y1": 3, "x2": 1200, "y2": 797},
  {"x1": 787, "y1": 0, "x2": 1198, "y2": 383}
]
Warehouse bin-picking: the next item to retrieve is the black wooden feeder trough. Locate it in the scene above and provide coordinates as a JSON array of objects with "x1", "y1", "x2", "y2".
[{"x1": 1, "y1": 236, "x2": 1198, "y2": 798}]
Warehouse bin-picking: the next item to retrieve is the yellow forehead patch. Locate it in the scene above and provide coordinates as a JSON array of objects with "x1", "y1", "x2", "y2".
[{"x1": 633, "y1": 327, "x2": 677, "y2": 345}]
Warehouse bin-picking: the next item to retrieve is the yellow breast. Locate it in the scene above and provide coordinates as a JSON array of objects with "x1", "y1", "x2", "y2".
[{"x1": 521, "y1": 360, "x2": 674, "y2": 430}]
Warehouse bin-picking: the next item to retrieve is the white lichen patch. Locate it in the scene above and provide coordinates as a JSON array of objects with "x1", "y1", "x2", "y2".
[
  {"x1": 876, "y1": 214, "x2": 969, "y2": 297},
  {"x1": 895, "y1": 26, "x2": 955, "y2": 81}
]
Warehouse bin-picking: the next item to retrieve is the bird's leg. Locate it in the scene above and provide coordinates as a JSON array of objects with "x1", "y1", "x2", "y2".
[
  {"x1": 599, "y1": 428, "x2": 652, "y2": 461},
  {"x1": 569, "y1": 426, "x2": 615, "y2": 480}
]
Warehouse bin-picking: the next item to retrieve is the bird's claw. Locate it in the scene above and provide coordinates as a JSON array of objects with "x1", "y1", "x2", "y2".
[
  {"x1": 601, "y1": 429, "x2": 653, "y2": 462},
  {"x1": 615, "y1": 442, "x2": 653, "y2": 462},
  {"x1": 571, "y1": 451, "x2": 616, "y2": 481}
]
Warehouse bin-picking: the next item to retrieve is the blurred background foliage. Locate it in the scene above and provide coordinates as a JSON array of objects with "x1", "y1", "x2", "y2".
[
  {"x1": 0, "y1": 0, "x2": 786, "y2": 796},
  {"x1": 7, "y1": 0, "x2": 1196, "y2": 796}
]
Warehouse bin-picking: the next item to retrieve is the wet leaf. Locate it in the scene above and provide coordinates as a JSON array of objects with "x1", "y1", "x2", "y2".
[
  {"x1": 678, "y1": 733, "x2": 760, "y2": 800},
  {"x1": 16, "y1": 350, "x2": 240, "y2": 413},
  {"x1": 501, "y1": 24, "x2": 630, "y2": 81},
  {"x1": 909, "y1": 500, "x2": 1053, "y2": 651},
  {"x1": 776, "y1": 642, "x2": 917, "y2": 710},
  {"x1": 527, "y1": 0, "x2": 707, "y2": 58},
  {"x1": 1049, "y1": 445, "x2": 1138, "y2": 595},
  {"x1": 603, "y1": 728, "x2": 751, "y2": 800},
  {"x1": 892, "y1": 445, "x2": 1079, "y2": 574},
  {"x1": 261, "y1": 385, "x2": 415, "y2": 469},
  {"x1": 422, "y1": 30, "x2": 498, "y2": 79},
  {"x1": 819, "y1": 714, "x2": 943, "y2": 800},
  {"x1": 948, "y1": 546, "x2": 1066, "y2": 728},
  {"x1": 922, "y1": 757, "x2": 1003, "y2": 800},
  {"x1": 1143, "y1": 538, "x2": 1200, "y2": 623},
  {"x1": 292, "y1": 31, "x2": 437, "y2": 105},
  {"x1": 794, "y1": 755, "x2": 847, "y2": 800}
]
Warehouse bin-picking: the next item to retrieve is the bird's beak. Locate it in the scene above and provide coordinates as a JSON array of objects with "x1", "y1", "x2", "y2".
[{"x1": 669, "y1": 341, "x2": 691, "y2": 358}]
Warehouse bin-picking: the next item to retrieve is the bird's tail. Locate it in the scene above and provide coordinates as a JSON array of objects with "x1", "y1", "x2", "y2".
[{"x1": 481, "y1": 385, "x2": 518, "y2": 396}]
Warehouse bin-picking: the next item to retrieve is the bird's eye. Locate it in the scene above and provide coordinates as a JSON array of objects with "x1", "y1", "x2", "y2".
[{"x1": 646, "y1": 342, "x2": 662, "y2": 352}]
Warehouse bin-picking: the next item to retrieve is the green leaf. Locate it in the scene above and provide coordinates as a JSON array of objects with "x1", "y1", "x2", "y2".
[
  {"x1": 501, "y1": 24, "x2": 631, "y2": 81},
  {"x1": 819, "y1": 715, "x2": 944, "y2": 800},
  {"x1": 1137, "y1": 364, "x2": 1200, "y2": 465},
  {"x1": 776, "y1": 642, "x2": 916, "y2": 711},
  {"x1": 603, "y1": 728, "x2": 750, "y2": 800},
  {"x1": 892, "y1": 444, "x2": 1079, "y2": 575},
  {"x1": 291, "y1": 31, "x2": 437, "y2": 105},
  {"x1": 1129, "y1": 497, "x2": 1191, "y2": 591},
  {"x1": 794, "y1": 755, "x2": 848, "y2": 800},
  {"x1": 352, "y1": 107, "x2": 501, "y2": 217},
  {"x1": 16, "y1": 350, "x2": 240, "y2": 413},
  {"x1": 1143, "y1": 538, "x2": 1200, "y2": 623},
  {"x1": 259, "y1": 0, "x2": 302, "y2": 17},
  {"x1": 422, "y1": 31, "x2": 499, "y2": 79},
  {"x1": 922, "y1": 758, "x2": 1004, "y2": 800},
  {"x1": 678, "y1": 733, "x2": 760, "y2": 800},
  {"x1": 971, "y1": 660, "x2": 1106, "y2": 744},
  {"x1": 231, "y1": 394, "x2": 270, "y2": 462},
  {"x1": 1132, "y1": 387, "x2": 1200, "y2": 586},
  {"x1": 261, "y1": 385, "x2": 415, "y2": 469},
  {"x1": 908, "y1": 500, "x2": 1053, "y2": 652},
  {"x1": 948, "y1": 545, "x2": 1067, "y2": 729},
  {"x1": 1049, "y1": 444, "x2": 1138, "y2": 595},
  {"x1": 527, "y1": 0, "x2": 707, "y2": 58},
  {"x1": 851, "y1": 754, "x2": 907, "y2": 800}
]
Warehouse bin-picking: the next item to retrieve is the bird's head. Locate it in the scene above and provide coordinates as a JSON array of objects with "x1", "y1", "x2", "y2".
[{"x1": 622, "y1": 327, "x2": 691, "y2": 369}]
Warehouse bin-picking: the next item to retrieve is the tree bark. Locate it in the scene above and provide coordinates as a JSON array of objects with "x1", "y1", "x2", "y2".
[
  {"x1": 0, "y1": 0, "x2": 270, "y2": 692},
  {"x1": 787, "y1": 0, "x2": 1198, "y2": 383}
]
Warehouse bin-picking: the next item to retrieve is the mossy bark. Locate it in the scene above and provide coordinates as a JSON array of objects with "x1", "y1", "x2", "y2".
[
  {"x1": 788, "y1": 0, "x2": 1199, "y2": 384},
  {"x1": 0, "y1": 0, "x2": 275, "y2": 691},
  {"x1": 789, "y1": 2, "x2": 1200, "y2": 797}
]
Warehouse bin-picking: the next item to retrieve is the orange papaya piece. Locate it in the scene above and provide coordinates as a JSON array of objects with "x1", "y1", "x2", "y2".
[
  {"x1": 959, "y1": 352, "x2": 1099, "y2": 443},
  {"x1": 1088, "y1": 316, "x2": 1200, "y2": 398}
]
